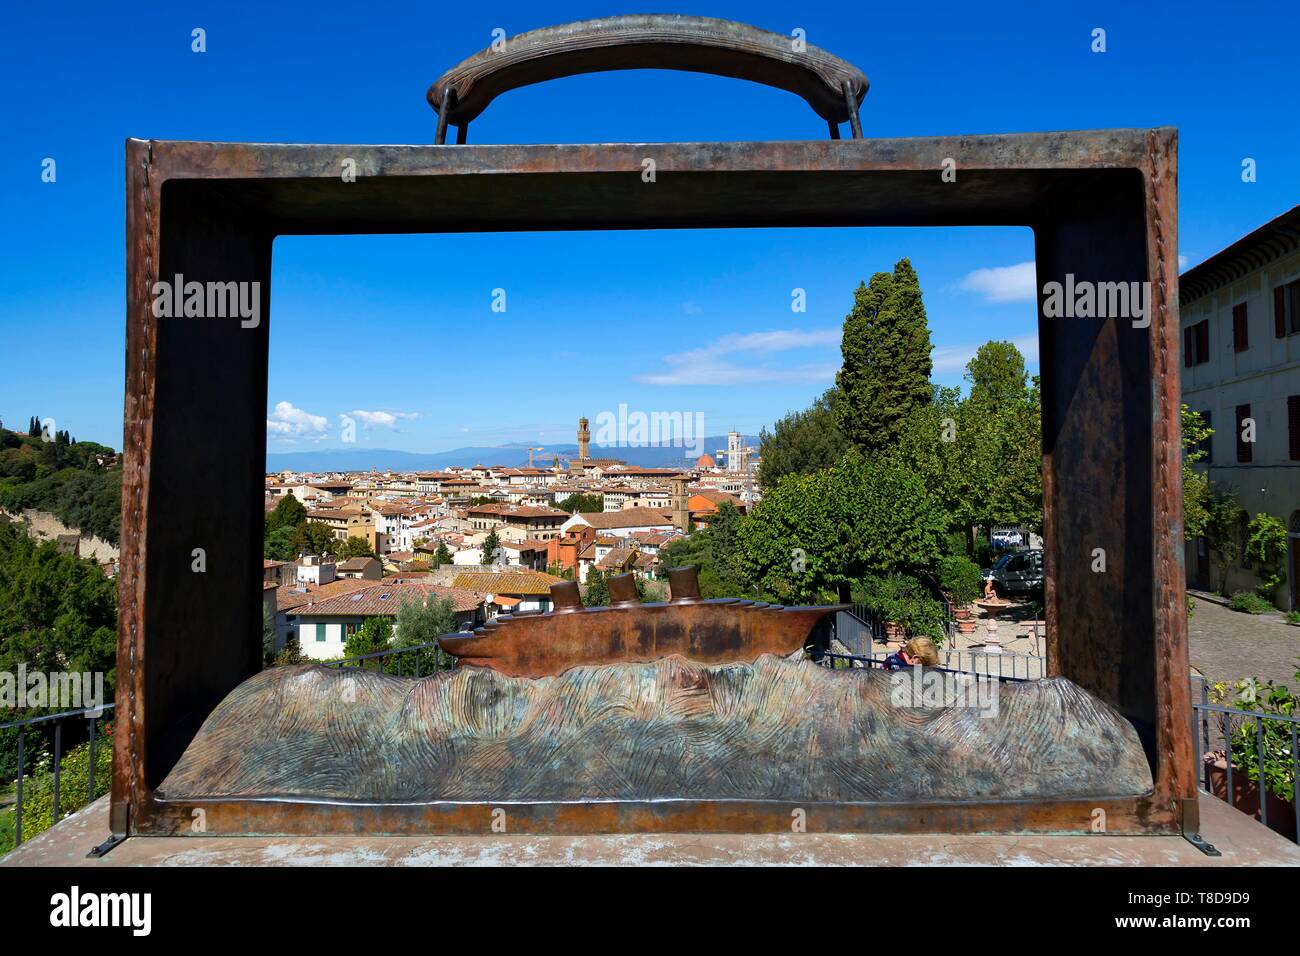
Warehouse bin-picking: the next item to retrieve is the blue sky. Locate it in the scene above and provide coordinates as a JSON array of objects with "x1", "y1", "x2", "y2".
[{"x1": 1, "y1": 0, "x2": 1296, "y2": 454}]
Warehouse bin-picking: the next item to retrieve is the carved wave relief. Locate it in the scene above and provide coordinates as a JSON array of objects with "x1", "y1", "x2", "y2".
[{"x1": 159, "y1": 655, "x2": 1152, "y2": 803}]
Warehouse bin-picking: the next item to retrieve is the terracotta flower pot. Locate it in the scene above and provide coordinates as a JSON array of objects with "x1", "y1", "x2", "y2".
[
  {"x1": 953, "y1": 606, "x2": 972, "y2": 622},
  {"x1": 957, "y1": 618, "x2": 978, "y2": 635},
  {"x1": 884, "y1": 622, "x2": 905, "y2": 641},
  {"x1": 1202, "y1": 752, "x2": 1297, "y2": 842}
]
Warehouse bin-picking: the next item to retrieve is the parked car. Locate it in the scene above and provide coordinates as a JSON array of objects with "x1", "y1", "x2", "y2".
[{"x1": 984, "y1": 549, "x2": 1043, "y2": 596}]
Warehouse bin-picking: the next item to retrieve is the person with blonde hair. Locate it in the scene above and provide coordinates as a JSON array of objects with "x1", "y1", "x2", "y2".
[{"x1": 881, "y1": 636, "x2": 940, "y2": 670}]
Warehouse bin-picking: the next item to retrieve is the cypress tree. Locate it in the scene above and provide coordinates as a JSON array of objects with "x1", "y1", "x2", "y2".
[
  {"x1": 878, "y1": 258, "x2": 934, "y2": 444},
  {"x1": 835, "y1": 271, "x2": 893, "y2": 452},
  {"x1": 836, "y1": 258, "x2": 934, "y2": 454}
]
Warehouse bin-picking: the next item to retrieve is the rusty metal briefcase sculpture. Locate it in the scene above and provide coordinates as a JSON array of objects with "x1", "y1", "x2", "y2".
[{"x1": 112, "y1": 15, "x2": 1194, "y2": 847}]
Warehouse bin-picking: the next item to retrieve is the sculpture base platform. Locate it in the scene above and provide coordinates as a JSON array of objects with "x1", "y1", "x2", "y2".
[{"x1": 6, "y1": 794, "x2": 1298, "y2": 866}]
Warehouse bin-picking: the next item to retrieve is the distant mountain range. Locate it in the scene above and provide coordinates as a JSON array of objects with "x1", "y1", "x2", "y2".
[{"x1": 265, "y1": 436, "x2": 758, "y2": 474}]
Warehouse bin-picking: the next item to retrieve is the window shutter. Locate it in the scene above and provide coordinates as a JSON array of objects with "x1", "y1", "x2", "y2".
[
  {"x1": 1183, "y1": 327, "x2": 1193, "y2": 366},
  {"x1": 1195, "y1": 320, "x2": 1209, "y2": 363},
  {"x1": 1290, "y1": 396, "x2": 1300, "y2": 461},
  {"x1": 1276, "y1": 285, "x2": 1287, "y2": 337},
  {"x1": 1232, "y1": 303, "x2": 1248, "y2": 352}
]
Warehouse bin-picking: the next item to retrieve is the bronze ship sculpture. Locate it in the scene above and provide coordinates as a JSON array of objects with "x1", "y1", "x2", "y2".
[{"x1": 436, "y1": 566, "x2": 844, "y2": 677}]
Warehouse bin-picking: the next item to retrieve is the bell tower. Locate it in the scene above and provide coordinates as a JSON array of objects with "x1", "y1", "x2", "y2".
[{"x1": 577, "y1": 416, "x2": 590, "y2": 463}]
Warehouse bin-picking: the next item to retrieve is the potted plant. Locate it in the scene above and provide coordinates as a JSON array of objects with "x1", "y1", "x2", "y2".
[
  {"x1": 938, "y1": 555, "x2": 982, "y2": 632},
  {"x1": 861, "y1": 574, "x2": 947, "y2": 646},
  {"x1": 1204, "y1": 673, "x2": 1297, "y2": 841}
]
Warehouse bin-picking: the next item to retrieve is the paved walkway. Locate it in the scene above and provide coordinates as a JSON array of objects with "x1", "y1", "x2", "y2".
[{"x1": 1187, "y1": 593, "x2": 1300, "y2": 689}]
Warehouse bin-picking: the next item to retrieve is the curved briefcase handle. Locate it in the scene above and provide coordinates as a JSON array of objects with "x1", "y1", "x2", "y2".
[{"x1": 428, "y1": 15, "x2": 869, "y2": 144}]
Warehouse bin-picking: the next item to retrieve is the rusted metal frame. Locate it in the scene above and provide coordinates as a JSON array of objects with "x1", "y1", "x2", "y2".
[
  {"x1": 119, "y1": 130, "x2": 1188, "y2": 837},
  {"x1": 1144, "y1": 128, "x2": 1196, "y2": 828},
  {"x1": 134, "y1": 792, "x2": 1165, "y2": 837},
  {"x1": 427, "y1": 14, "x2": 869, "y2": 132}
]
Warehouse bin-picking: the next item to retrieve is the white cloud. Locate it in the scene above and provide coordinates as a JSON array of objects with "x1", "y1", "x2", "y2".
[
  {"x1": 637, "y1": 328, "x2": 841, "y2": 386},
  {"x1": 347, "y1": 409, "x2": 420, "y2": 430},
  {"x1": 267, "y1": 401, "x2": 328, "y2": 439},
  {"x1": 1178, "y1": 254, "x2": 1189, "y2": 269},
  {"x1": 957, "y1": 261, "x2": 1037, "y2": 303}
]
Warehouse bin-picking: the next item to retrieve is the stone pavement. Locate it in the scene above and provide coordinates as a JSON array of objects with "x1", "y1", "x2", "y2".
[{"x1": 1187, "y1": 592, "x2": 1300, "y2": 689}]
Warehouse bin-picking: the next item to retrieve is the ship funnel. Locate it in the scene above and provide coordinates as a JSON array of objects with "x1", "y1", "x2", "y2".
[
  {"x1": 550, "y1": 580, "x2": 584, "y2": 613},
  {"x1": 607, "y1": 572, "x2": 640, "y2": 607},
  {"x1": 668, "y1": 565, "x2": 702, "y2": 603}
]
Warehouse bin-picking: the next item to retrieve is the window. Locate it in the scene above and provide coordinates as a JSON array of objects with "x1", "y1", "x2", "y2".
[
  {"x1": 1183, "y1": 319, "x2": 1210, "y2": 366},
  {"x1": 1235, "y1": 404, "x2": 1253, "y2": 463},
  {"x1": 1232, "y1": 302, "x2": 1248, "y2": 352},
  {"x1": 1274, "y1": 279, "x2": 1300, "y2": 337},
  {"x1": 1289, "y1": 396, "x2": 1300, "y2": 461},
  {"x1": 315, "y1": 623, "x2": 326, "y2": 642},
  {"x1": 345, "y1": 622, "x2": 357, "y2": 637}
]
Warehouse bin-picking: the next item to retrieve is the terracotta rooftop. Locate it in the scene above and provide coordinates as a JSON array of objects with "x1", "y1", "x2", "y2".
[
  {"x1": 450, "y1": 569, "x2": 564, "y2": 596},
  {"x1": 573, "y1": 508, "x2": 675, "y2": 530},
  {"x1": 276, "y1": 578, "x2": 371, "y2": 613},
  {"x1": 298, "y1": 581, "x2": 484, "y2": 616}
]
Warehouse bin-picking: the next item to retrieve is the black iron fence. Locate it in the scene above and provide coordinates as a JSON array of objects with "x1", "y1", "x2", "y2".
[
  {"x1": 813, "y1": 649, "x2": 1032, "y2": 683},
  {"x1": 322, "y1": 639, "x2": 459, "y2": 675},
  {"x1": 1191, "y1": 675, "x2": 1298, "y2": 844},
  {"x1": 1, "y1": 702, "x2": 114, "y2": 851}
]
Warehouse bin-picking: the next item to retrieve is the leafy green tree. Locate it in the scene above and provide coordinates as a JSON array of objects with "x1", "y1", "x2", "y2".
[
  {"x1": 965, "y1": 340, "x2": 1028, "y2": 410},
  {"x1": 264, "y1": 525, "x2": 296, "y2": 561},
  {"x1": 433, "y1": 542, "x2": 452, "y2": 567},
  {"x1": 737, "y1": 449, "x2": 948, "y2": 603},
  {"x1": 289, "y1": 521, "x2": 337, "y2": 557},
  {"x1": 339, "y1": 536, "x2": 375, "y2": 559},
  {"x1": 660, "y1": 500, "x2": 755, "y2": 598},
  {"x1": 0, "y1": 523, "x2": 117, "y2": 780},
  {"x1": 554, "y1": 492, "x2": 603, "y2": 514},
  {"x1": 1204, "y1": 490, "x2": 1245, "y2": 594},
  {"x1": 1181, "y1": 405, "x2": 1213, "y2": 540},
  {"x1": 481, "y1": 529, "x2": 501, "y2": 565},
  {"x1": 343, "y1": 616, "x2": 392, "y2": 660},
  {"x1": 393, "y1": 594, "x2": 459, "y2": 673},
  {"x1": 266, "y1": 495, "x2": 307, "y2": 532},
  {"x1": 1245, "y1": 512, "x2": 1288, "y2": 600},
  {"x1": 757, "y1": 388, "x2": 846, "y2": 488},
  {"x1": 584, "y1": 567, "x2": 609, "y2": 606}
]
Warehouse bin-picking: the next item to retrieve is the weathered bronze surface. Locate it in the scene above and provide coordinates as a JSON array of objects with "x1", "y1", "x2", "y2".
[
  {"x1": 438, "y1": 567, "x2": 842, "y2": 678},
  {"x1": 115, "y1": 16, "x2": 1192, "y2": 839},
  {"x1": 427, "y1": 14, "x2": 869, "y2": 141},
  {"x1": 159, "y1": 657, "x2": 1152, "y2": 803}
]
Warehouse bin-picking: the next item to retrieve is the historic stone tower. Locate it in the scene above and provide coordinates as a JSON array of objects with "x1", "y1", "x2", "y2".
[
  {"x1": 577, "y1": 416, "x2": 591, "y2": 463},
  {"x1": 670, "y1": 474, "x2": 690, "y2": 532}
]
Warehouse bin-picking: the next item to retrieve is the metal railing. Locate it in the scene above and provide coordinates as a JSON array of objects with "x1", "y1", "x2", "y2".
[
  {"x1": 1191, "y1": 675, "x2": 1298, "y2": 843},
  {"x1": 1, "y1": 702, "x2": 114, "y2": 850},
  {"x1": 321, "y1": 638, "x2": 459, "y2": 675},
  {"x1": 832, "y1": 609, "x2": 1043, "y2": 679},
  {"x1": 814, "y1": 649, "x2": 1031, "y2": 683}
]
